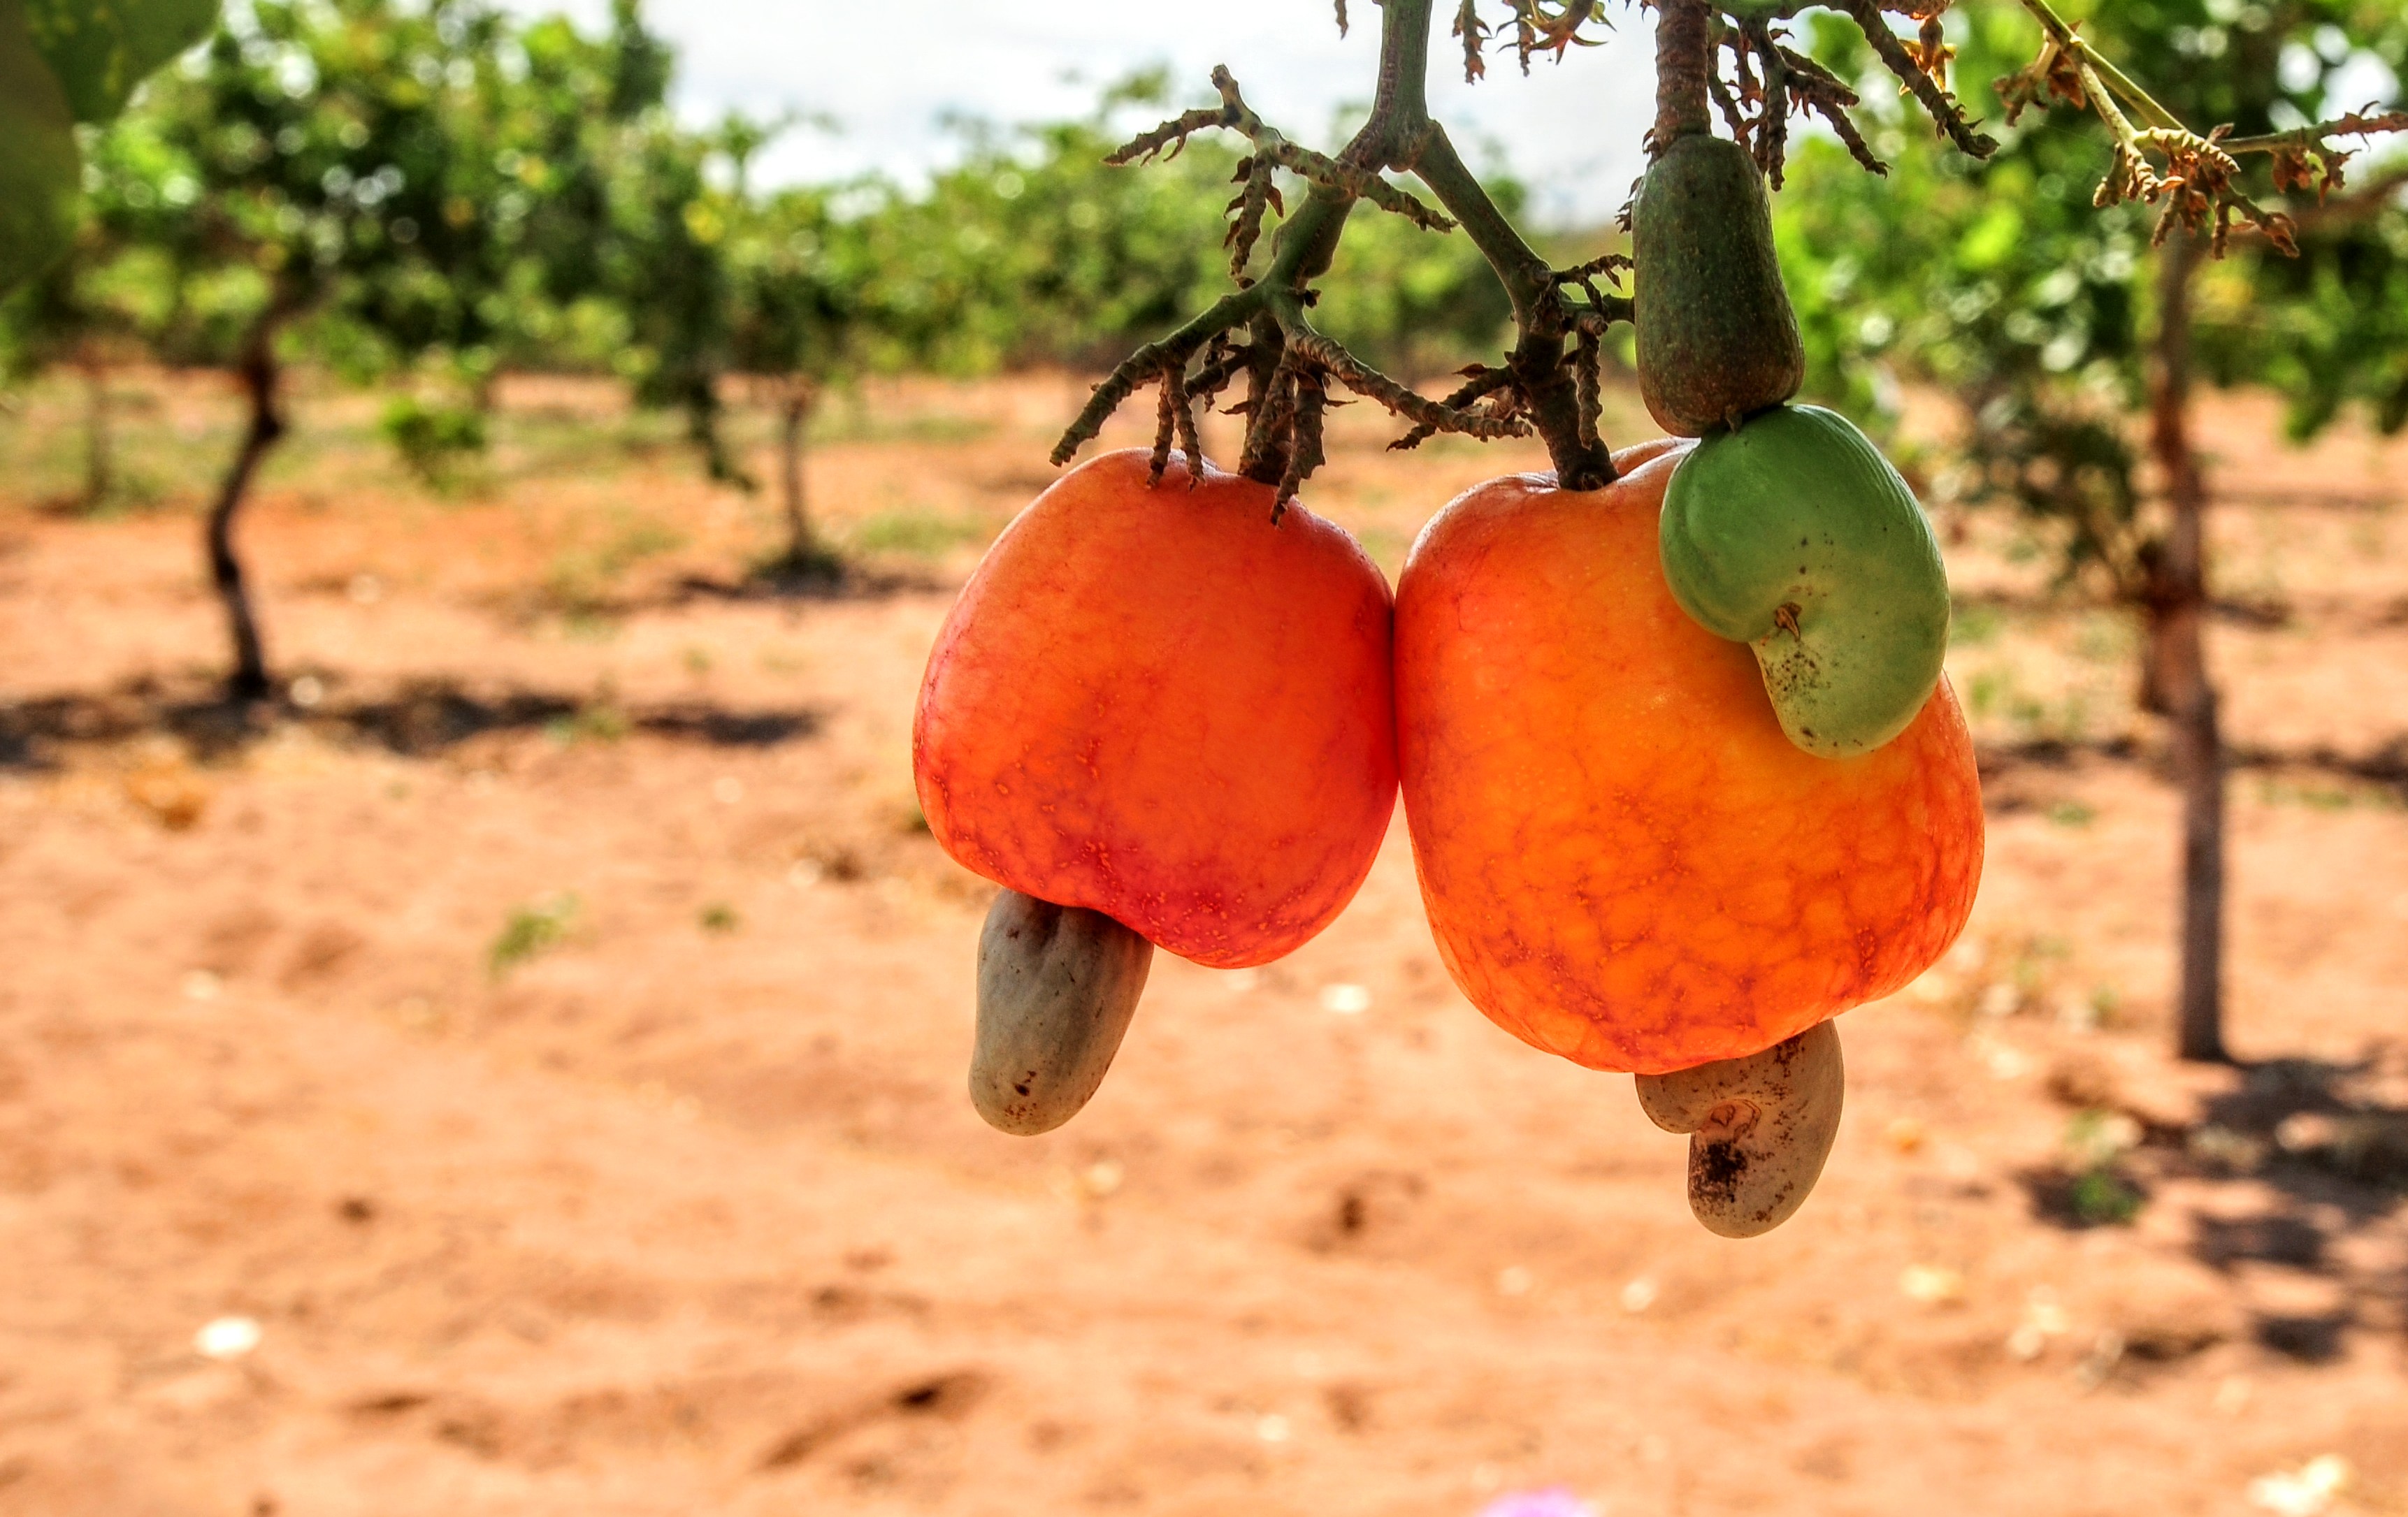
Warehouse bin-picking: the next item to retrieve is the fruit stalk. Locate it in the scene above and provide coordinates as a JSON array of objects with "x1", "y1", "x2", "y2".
[
  {"x1": 1410, "y1": 122, "x2": 1615, "y2": 489},
  {"x1": 1056, "y1": 0, "x2": 1622, "y2": 494},
  {"x1": 1652, "y1": 0, "x2": 1715, "y2": 150}
]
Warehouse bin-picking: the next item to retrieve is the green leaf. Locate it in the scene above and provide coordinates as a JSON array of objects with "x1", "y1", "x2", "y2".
[
  {"x1": 24, "y1": 0, "x2": 217, "y2": 123},
  {"x1": 0, "y1": 0, "x2": 82, "y2": 296}
]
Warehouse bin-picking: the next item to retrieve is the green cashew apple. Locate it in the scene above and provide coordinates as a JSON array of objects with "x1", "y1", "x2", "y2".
[
  {"x1": 1634, "y1": 133, "x2": 1805, "y2": 438},
  {"x1": 1659, "y1": 405, "x2": 1951, "y2": 757}
]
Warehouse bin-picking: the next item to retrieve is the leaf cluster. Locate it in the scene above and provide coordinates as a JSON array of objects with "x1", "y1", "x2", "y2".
[{"x1": 1780, "y1": 0, "x2": 2407, "y2": 598}]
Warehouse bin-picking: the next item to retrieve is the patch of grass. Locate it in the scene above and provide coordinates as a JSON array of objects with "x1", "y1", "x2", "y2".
[
  {"x1": 1961, "y1": 662, "x2": 2095, "y2": 743},
  {"x1": 2067, "y1": 1166, "x2": 2145, "y2": 1226},
  {"x1": 380, "y1": 395, "x2": 490, "y2": 491},
  {"x1": 544, "y1": 702, "x2": 629, "y2": 746},
  {"x1": 489, "y1": 893, "x2": 580, "y2": 977},
  {"x1": 542, "y1": 514, "x2": 688, "y2": 617},
  {"x1": 751, "y1": 540, "x2": 848, "y2": 586},
  {"x1": 1966, "y1": 666, "x2": 2011, "y2": 719},
  {"x1": 845, "y1": 509, "x2": 993, "y2": 558},
  {"x1": 2072, "y1": 611, "x2": 2136, "y2": 665},
  {"x1": 2255, "y1": 778, "x2": 2401, "y2": 812},
  {"x1": 698, "y1": 901, "x2": 741, "y2": 934},
  {"x1": 812, "y1": 408, "x2": 997, "y2": 446},
  {"x1": 2061, "y1": 1109, "x2": 2147, "y2": 1224},
  {"x1": 1353, "y1": 526, "x2": 1410, "y2": 574},
  {"x1": 1949, "y1": 600, "x2": 2004, "y2": 648}
]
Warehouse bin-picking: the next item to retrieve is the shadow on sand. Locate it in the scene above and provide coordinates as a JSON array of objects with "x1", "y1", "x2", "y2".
[{"x1": 0, "y1": 672, "x2": 821, "y2": 770}]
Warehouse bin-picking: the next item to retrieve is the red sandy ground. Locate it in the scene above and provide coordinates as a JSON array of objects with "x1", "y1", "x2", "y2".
[{"x1": 0, "y1": 372, "x2": 2404, "y2": 1516}]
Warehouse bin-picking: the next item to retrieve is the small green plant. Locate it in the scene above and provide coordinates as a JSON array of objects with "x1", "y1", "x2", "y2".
[
  {"x1": 2046, "y1": 800, "x2": 2096, "y2": 828},
  {"x1": 544, "y1": 701, "x2": 630, "y2": 747},
  {"x1": 489, "y1": 893, "x2": 580, "y2": 977},
  {"x1": 2062, "y1": 1109, "x2": 2146, "y2": 1225},
  {"x1": 2067, "y1": 1166, "x2": 2145, "y2": 1226},
  {"x1": 698, "y1": 901, "x2": 740, "y2": 933},
  {"x1": 543, "y1": 516, "x2": 689, "y2": 618},
  {"x1": 1966, "y1": 664, "x2": 2017, "y2": 720},
  {"x1": 1949, "y1": 600, "x2": 2004, "y2": 648},
  {"x1": 2256, "y1": 778, "x2": 2400, "y2": 813},
  {"x1": 846, "y1": 509, "x2": 994, "y2": 558},
  {"x1": 2071, "y1": 612, "x2": 2135, "y2": 667},
  {"x1": 380, "y1": 395, "x2": 489, "y2": 488}
]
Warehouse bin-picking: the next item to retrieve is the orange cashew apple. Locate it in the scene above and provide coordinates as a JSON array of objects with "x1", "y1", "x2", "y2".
[
  {"x1": 914, "y1": 447, "x2": 1397, "y2": 971},
  {"x1": 1394, "y1": 440, "x2": 1984, "y2": 1077}
]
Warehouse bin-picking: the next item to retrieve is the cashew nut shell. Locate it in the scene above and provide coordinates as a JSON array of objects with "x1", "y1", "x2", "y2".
[
  {"x1": 969, "y1": 889, "x2": 1153, "y2": 1135},
  {"x1": 1634, "y1": 1019, "x2": 1844, "y2": 1237}
]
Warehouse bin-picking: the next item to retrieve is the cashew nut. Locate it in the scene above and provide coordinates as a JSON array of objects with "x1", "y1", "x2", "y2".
[
  {"x1": 969, "y1": 889, "x2": 1153, "y2": 1135},
  {"x1": 1634, "y1": 1020, "x2": 1844, "y2": 1237}
]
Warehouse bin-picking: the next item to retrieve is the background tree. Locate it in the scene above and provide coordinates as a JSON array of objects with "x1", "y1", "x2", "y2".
[
  {"x1": 725, "y1": 177, "x2": 878, "y2": 574},
  {"x1": 1781, "y1": 0, "x2": 2408, "y2": 1061},
  {"x1": 0, "y1": 0, "x2": 221, "y2": 296},
  {"x1": 865, "y1": 77, "x2": 1249, "y2": 375},
  {"x1": 0, "y1": 208, "x2": 183, "y2": 507},
  {"x1": 0, "y1": 0, "x2": 219, "y2": 519},
  {"x1": 82, "y1": 0, "x2": 655, "y2": 699},
  {"x1": 593, "y1": 80, "x2": 750, "y2": 490}
]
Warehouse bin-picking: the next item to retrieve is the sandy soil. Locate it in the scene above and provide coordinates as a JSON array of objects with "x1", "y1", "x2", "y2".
[{"x1": 0, "y1": 370, "x2": 2404, "y2": 1516}]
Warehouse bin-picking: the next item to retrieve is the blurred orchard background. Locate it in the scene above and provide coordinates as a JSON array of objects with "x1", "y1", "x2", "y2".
[{"x1": 2, "y1": 1, "x2": 2407, "y2": 1514}]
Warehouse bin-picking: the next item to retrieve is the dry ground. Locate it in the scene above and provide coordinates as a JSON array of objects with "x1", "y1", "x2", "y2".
[{"x1": 0, "y1": 368, "x2": 2405, "y2": 1516}]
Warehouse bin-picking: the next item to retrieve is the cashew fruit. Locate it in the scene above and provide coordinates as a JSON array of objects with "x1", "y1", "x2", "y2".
[
  {"x1": 1659, "y1": 405, "x2": 1951, "y2": 757},
  {"x1": 914, "y1": 448, "x2": 1397, "y2": 968},
  {"x1": 1634, "y1": 133, "x2": 1804, "y2": 438},
  {"x1": 1394, "y1": 441, "x2": 1982, "y2": 1074}
]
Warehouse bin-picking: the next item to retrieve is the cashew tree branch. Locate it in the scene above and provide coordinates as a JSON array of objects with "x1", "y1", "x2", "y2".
[{"x1": 1053, "y1": 0, "x2": 1626, "y2": 504}]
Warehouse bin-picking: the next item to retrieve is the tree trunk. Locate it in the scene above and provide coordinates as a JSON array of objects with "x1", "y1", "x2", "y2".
[
  {"x1": 208, "y1": 314, "x2": 288, "y2": 704},
  {"x1": 685, "y1": 371, "x2": 753, "y2": 491},
  {"x1": 779, "y1": 381, "x2": 816, "y2": 565},
  {"x1": 2147, "y1": 231, "x2": 2227, "y2": 1064},
  {"x1": 79, "y1": 348, "x2": 111, "y2": 509}
]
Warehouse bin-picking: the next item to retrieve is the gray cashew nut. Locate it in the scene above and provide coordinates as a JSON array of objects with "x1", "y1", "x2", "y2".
[
  {"x1": 1634, "y1": 1020, "x2": 1845, "y2": 1237},
  {"x1": 969, "y1": 888, "x2": 1153, "y2": 1135}
]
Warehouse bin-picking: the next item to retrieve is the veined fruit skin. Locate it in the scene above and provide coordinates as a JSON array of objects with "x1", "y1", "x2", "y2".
[
  {"x1": 1661, "y1": 404, "x2": 1952, "y2": 757},
  {"x1": 1634, "y1": 134, "x2": 1804, "y2": 438},
  {"x1": 914, "y1": 449, "x2": 1397, "y2": 969},
  {"x1": 1394, "y1": 442, "x2": 1983, "y2": 1075}
]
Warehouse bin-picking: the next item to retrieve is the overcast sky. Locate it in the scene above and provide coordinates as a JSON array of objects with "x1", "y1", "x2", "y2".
[{"x1": 510, "y1": 0, "x2": 1662, "y2": 227}]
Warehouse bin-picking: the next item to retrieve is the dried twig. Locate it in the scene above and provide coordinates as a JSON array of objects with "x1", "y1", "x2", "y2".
[
  {"x1": 1112, "y1": 66, "x2": 1453, "y2": 232},
  {"x1": 1291, "y1": 332, "x2": 1534, "y2": 442},
  {"x1": 1276, "y1": 371, "x2": 1328, "y2": 518},
  {"x1": 1064, "y1": 0, "x2": 1617, "y2": 494},
  {"x1": 1390, "y1": 365, "x2": 1520, "y2": 451},
  {"x1": 1507, "y1": 0, "x2": 1606, "y2": 73},
  {"x1": 1223, "y1": 156, "x2": 1285, "y2": 277},
  {"x1": 1455, "y1": 0, "x2": 1489, "y2": 82},
  {"x1": 1839, "y1": 0, "x2": 1996, "y2": 160},
  {"x1": 1996, "y1": 0, "x2": 2407, "y2": 256}
]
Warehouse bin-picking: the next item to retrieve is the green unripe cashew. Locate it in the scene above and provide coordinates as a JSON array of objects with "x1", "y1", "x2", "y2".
[
  {"x1": 1660, "y1": 405, "x2": 1950, "y2": 757},
  {"x1": 969, "y1": 889, "x2": 1153, "y2": 1136},
  {"x1": 1634, "y1": 133, "x2": 1805, "y2": 438}
]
